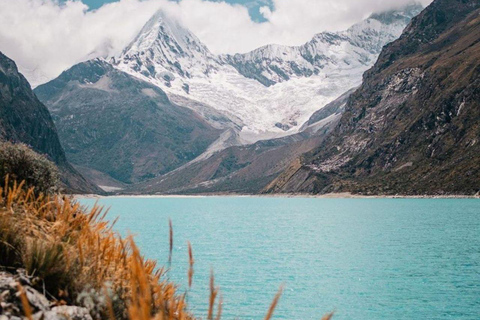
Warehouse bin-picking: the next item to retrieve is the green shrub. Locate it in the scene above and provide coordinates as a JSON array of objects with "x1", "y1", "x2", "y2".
[{"x1": 0, "y1": 142, "x2": 59, "y2": 194}]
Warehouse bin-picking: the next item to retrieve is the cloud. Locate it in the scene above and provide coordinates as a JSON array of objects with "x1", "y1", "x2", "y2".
[
  {"x1": 176, "y1": 0, "x2": 433, "y2": 53},
  {"x1": 0, "y1": 0, "x2": 433, "y2": 86},
  {"x1": 0, "y1": 0, "x2": 167, "y2": 85}
]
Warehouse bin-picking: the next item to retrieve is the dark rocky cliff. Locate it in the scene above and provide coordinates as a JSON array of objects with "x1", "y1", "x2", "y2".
[{"x1": 0, "y1": 52, "x2": 101, "y2": 193}]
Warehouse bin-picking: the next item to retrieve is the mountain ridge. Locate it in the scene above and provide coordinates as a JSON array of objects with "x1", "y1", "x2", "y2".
[
  {"x1": 113, "y1": 4, "x2": 421, "y2": 139},
  {"x1": 221, "y1": 3, "x2": 423, "y2": 87}
]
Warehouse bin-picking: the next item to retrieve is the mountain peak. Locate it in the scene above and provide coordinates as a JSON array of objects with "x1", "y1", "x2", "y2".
[
  {"x1": 117, "y1": 10, "x2": 218, "y2": 82},
  {"x1": 368, "y1": 2, "x2": 424, "y2": 25},
  {"x1": 122, "y1": 10, "x2": 211, "y2": 58},
  {"x1": 343, "y1": 3, "x2": 423, "y2": 54}
]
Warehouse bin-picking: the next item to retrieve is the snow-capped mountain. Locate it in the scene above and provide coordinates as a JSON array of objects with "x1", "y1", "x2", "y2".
[
  {"x1": 115, "y1": 3, "x2": 423, "y2": 143},
  {"x1": 119, "y1": 10, "x2": 220, "y2": 88},
  {"x1": 222, "y1": 3, "x2": 422, "y2": 87}
]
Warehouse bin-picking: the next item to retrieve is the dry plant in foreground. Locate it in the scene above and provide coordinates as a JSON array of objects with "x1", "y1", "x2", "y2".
[
  {"x1": 169, "y1": 218, "x2": 173, "y2": 264},
  {"x1": 207, "y1": 270, "x2": 219, "y2": 320},
  {"x1": 0, "y1": 179, "x2": 192, "y2": 320},
  {"x1": 321, "y1": 312, "x2": 335, "y2": 320},
  {"x1": 187, "y1": 241, "x2": 194, "y2": 289},
  {"x1": 0, "y1": 177, "x2": 333, "y2": 319},
  {"x1": 17, "y1": 284, "x2": 33, "y2": 320},
  {"x1": 264, "y1": 285, "x2": 283, "y2": 320}
]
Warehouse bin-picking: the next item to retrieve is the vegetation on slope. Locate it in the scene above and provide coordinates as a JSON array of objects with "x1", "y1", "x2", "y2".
[
  {"x1": 0, "y1": 51, "x2": 101, "y2": 194},
  {"x1": 34, "y1": 59, "x2": 222, "y2": 185},
  {"x1": 0, "y1": 180, "x2": 195, "y2": 319},
  {"x1": 0, "y1": 142, "x2": 59, "y2": 194}
]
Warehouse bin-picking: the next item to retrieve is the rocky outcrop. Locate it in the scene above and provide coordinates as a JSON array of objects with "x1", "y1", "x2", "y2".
[
  {"x1": 300, "y1": 87, "x2": 356, "y2": 131},
  {"x1": 0, "y1": 270, "x2": 92, "y2": 320},
  {"x1": 266, "y1": 0, "x2": 480, "y2": 195},
  {"x1": 0, "y1": 52, "x2": 101, "y2": 194}
]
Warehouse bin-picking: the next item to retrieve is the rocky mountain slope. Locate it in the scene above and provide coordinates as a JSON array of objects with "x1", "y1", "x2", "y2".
[
  {"x1": 125, "y1": 103, "x2": 342, "y2": 194},
  {"x1": 0, "y1": 52, "x2": 100, "y2": 193},
  {"x1": 265, "y1": 0, "x2": 480, "y2": 195},
  {"x1": 114, "y1": 5, "x2": 421, "y2": 140},
  {"x1": 35, "y1": 59, "x2": 223, "y2": 186}
]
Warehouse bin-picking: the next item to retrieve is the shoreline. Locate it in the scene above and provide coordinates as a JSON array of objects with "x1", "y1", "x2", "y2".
[{"x1": 74, "y1": 192, "x2": 480, "y2": 199}]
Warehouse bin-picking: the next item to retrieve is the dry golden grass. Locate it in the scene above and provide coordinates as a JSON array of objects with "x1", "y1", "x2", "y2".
[
  {"x1": 0, "y1": 177, "x2": 333, "y2": 320},
  {"x1": 321, "y1": 312, "x2": 335, "y2": 320},
  {"x1": 0, "y1": 179, "x2": 192, "y2": 320},
  {"x1": 215, "y1": 294, "x2": 223, "y2": 320},
  {"x1": 18, "y1": 284, "x2": 33, "y2": 320},
  {"x1": 207, "y1": 270, "x2": 219, "y2": 320},
  {"x1": 169, "y1": 219, "x2": 173, "y2": 264},
  {"x1": 187, "y1": 241, "x2": 194, "y2": 289},
  {"x1": 264, "y1": 286, "x2": 283, "y2": 320}
]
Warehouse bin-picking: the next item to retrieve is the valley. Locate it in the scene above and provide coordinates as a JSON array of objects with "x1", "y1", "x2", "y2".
[
  {"x1": 0, "y1": 1, "x2": 479, "y2": 319},
  {"x1": 33, "y1": 4, "x2": 423, "y2": 193}
]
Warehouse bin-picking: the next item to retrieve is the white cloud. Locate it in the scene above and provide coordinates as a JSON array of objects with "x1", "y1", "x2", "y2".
[
  {"x1": 0, "y1": 0, "x2": 168, "y2": 85},
  {"x1": 176, "y1": 0, "x2": 433, "y2": 53},
  {"x1": 0, "y1": 0, "x2": 433, "y2": 86}
]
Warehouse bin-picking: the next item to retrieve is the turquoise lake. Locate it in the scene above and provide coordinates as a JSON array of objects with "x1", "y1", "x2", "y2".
[{"x1": 78, "y1": 197, "x2": 480, "y2": 320}]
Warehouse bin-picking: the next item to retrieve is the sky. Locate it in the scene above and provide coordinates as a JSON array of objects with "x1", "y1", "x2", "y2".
[
  {"x1": 77, "y1": 0, "x2": 272, "y2": 21},
  {"x1": 0, "y1": 0, "x2": 433, "y2": 85}
]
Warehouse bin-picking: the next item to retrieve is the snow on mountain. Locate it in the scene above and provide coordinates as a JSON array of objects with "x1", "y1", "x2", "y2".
[
  {"x1": 222, "y1": 3, "x2": 423, "y2": 87},
  {"x1": 115, "y1": 3, "x2": 423, "y2": 144},
  {"x1": 119, "y1": 10, "x2": 220, "y2": 84}
]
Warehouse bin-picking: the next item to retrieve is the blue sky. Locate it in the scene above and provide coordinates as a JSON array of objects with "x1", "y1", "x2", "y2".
[{"x1": 72, "y1": 0, "x2": 272, "y2": 22}]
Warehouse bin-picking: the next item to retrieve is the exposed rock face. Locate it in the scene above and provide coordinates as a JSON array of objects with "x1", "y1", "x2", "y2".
[
  {"x1": 0, "y1": 52, "x2": 100, "y2": 194},
  {"x1": 35, "y1": 59, "x2": 222, "y2": 185},
  {"x1": 266, "y1": 0, "x2": 480, "y2": 195},
  {"x1": 301, "y1": 87, "x2": 357, "y2": 130},
  {"x1": 0, "y1": 53, "x2": 64, "y2": 164},
  {"x1": 0, "y1": 270, "x2": 92, "y2": 320}
]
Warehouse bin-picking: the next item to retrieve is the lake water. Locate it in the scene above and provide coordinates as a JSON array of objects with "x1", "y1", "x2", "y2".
[{"x1": 78, "y1": 197, "x2": 480, "y2": 320}]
